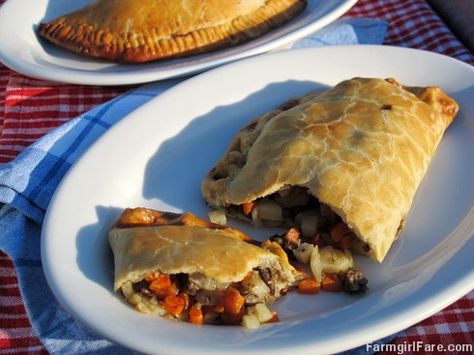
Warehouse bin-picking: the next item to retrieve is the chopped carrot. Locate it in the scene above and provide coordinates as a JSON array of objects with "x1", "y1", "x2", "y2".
[
  {"x1": 148, "y1": 275, "x2": 177, "y2": 298},
  {"x1": 162, "y1": 294, "x2": 186, "y2": 317},
  {"x1": 330, "y1": 222, "x2": 350, "y2": 243},
  {"x1": 189, "y1": 304, "x2": 204, "y2": 324},
  {"x1": 242, "y1": 201, "x2": 256, "y2": 215},
  {"x1": 321, "y1": 274, "x2": 343, "y2": 292},
  {"x1": 223, "y1": 287, "x2": 245, "y2": 315},
  {"x1": 297, "y1": 278, "x2": 321, "y2": 294}
]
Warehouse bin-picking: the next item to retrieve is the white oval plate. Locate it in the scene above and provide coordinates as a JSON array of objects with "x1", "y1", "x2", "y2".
[
  {"x1": 42, "y1": 46, "x2": 474, "y2": 354},
  {"x1": 0, "y1": 0, "x2": 356, "y2": 86}
]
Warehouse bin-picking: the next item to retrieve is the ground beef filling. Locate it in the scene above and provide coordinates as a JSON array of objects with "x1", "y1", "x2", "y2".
[{"x1": 122, "y1": 268, "x2": 284, "y2": 326}]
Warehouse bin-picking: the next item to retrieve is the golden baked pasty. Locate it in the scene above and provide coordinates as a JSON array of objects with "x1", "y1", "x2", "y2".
[
  {"x1": 38, "y1": 0, "x2": 307, "y2": 63},
  {"x1": 202, "y1": 77, "x2": 459, "y2": 262},
  {"x1": 108, "y1": 207, "x2": 303, "y2": 327}
]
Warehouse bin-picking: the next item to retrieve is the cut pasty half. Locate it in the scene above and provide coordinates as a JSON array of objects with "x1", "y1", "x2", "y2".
[
  {"x1": 202, "y1": 77, "x2": 459, "y2": 262},
  {"x1": 108, "y1": 207, "x2": 303, "y2": 327},
  {"x1": 38, "y1": 0, "x2": 307, "y2": 63}
]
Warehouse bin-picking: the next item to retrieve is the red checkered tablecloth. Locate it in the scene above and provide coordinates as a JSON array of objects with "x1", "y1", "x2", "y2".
[{"x1": 0, "y1": 0, "x2": 473, "y2": 353}]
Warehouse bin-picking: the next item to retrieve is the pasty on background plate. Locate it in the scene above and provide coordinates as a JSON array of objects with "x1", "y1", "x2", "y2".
[
  {"x1": 202, "y1": 77, "x2": 459, "y2": 262},
  {"x1": 38, "y1": 0, "x2": 307, "y2": 63},
  {"x1": 108, "y1": 207, "x2": 303, "y2": 328}
]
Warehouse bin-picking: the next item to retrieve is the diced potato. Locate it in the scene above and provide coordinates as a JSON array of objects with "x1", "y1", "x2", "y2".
[
  {"x1": 242, "y1": 271, "x2": 271, "y2": 298},
  {"x1": 309, "y1": 246, "x2": 322, "y2": 283},
  {"x1": 295, "y1": 210, "x2": 321, "y2": 237},
  {"x1": 253, "y1": 303, "x2": 274, "y2": 323},
  {"x1": 242, "y1": 314, "x2": 261, "y2": 329},
  {"x1": 208, "y1": 210, "x2": 227, "y2": 225},
  {"x1": 293, "y1": 242, "x2": 315, "y2": 264},
  {"x1": 319, "y1": 246, "x2": 353, "y2": 273},
  {"x1": 254, "y1": 199, "x2": 283, "y2": 221},
  {"x1": 301, "y1": 214, "x2": 321, "y2": 238}
]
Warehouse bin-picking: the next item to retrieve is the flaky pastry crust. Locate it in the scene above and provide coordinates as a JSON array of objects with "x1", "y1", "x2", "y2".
[
  {"x1": 109, "y1": 208, "x2": 302, "y2": 291},
  {"x1": 38, "y1": 0, "x2": 307, "y2": 63},
  {"x1": 201, "y1": 78, "x2": 459, "y2": 262}
]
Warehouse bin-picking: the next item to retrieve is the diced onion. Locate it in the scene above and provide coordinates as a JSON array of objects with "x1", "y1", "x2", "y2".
[
  {"x1": 242, "y1": 272, "x2": 271, "y2": 298},
  {"x1": 242, "y1": 314, "x2": 261, "y2": 329},
  {"x1": 309, "y1": 246, "x2": 322, "y2": 283},
  {"x1": 293, "y1": 242, "x2": 315, "y2": 264},
  {"x1": 319, "y1": 246, "x2": 353, "y2": 273},
  {"x1": 208, "y1": 210, "x2": 227, "y2": 225},
  {"x1": 253, "y1": 303, "x2": 274, "y2": 323}
]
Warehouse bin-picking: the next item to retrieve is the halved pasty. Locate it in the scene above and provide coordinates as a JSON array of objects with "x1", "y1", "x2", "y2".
[
  {"x1": 108, "y1": 207, "x2": 303, "y2": 327},
  {"x1": 38, "y1": 0, "x2": 307, "y2": 63},
  {"x1": 202, "y1": 77, "x2": 459, "y2": 262}
]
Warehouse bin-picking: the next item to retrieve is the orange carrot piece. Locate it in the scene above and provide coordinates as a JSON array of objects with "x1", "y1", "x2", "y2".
[
  {"x1": 321, "y1": 274, "x2": 343, "y2": 292},
  {"x1": 242, "y1": 201, "x2": 256, "y2": 215},
  {"x1": 162, "y1": 294, "x2": 186, "y2": 317},
  {"x1": 149, "y1": 275, "x2": 177, "y2": 298},
  {"x1": 189, "y1": 304, "x2": 204, "y2": 324},
  {"x1": 297, "y1": 278, "x2": 321, "y2": 294},
  {"x1": 223, "y1": 287, "x2": 245, "y2": 315}
]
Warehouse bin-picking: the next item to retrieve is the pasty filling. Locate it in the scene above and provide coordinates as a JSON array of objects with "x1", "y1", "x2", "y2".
[
  {"x1": 224, "y1": 187, "x2": 369, "y2": 294},
  {"x1": 229, "y1": 186, "x2": 369, "y2": 255},
  {"x1": 120, "y1": 266, "x2": 289, "y2": 328}
]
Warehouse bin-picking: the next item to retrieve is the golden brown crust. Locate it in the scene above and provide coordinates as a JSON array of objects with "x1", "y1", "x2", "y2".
[
  {"x1": 38, "y1": 0, "x2": 307, "y2": 63},
  {"x1": 115, "y1": 207, "x2": 251, "y2": 241},
  {"x1": 108, "y1": 208, "x2": 303, "y2": 291},
  {"x1": 202, "y1": 77, "x2": 459, "y2": 262}
]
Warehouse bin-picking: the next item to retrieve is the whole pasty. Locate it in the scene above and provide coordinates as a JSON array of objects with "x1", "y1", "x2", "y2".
[
  {"x1": 108, "y1": 207, "x2": 303, "y2": 327},
  {"x1": 38, "y1": 0, "x2": 307, "y2": 63},
  {"x1": 202, "y1": 77, "x2": 459, "y2": 262}
]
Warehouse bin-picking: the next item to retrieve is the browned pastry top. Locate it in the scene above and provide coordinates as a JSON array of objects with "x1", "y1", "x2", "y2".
[
  {"x1": 38, "y1": 0, "x2": 307, "y2": 62},
  {"x1": 201, "y1": 78, "x2": 459, "y2": 261}
]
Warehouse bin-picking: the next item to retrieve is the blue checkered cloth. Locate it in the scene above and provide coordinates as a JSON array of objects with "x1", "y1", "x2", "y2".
[{"x1": 0, "y1": 18, "x2": 390, "y2": 354}]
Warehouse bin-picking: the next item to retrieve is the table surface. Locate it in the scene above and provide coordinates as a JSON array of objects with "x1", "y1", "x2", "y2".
[{"x1": 0, "y1": 0, "x2": 473, "y2": 354}]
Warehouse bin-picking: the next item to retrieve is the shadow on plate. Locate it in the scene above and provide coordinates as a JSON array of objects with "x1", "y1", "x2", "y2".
[
  {"x1": 75, "y1": 205, "x2": 123, "y2": 291},
  {"x1": 142, "y1": 79, "x2": 328, "y2": 216}
]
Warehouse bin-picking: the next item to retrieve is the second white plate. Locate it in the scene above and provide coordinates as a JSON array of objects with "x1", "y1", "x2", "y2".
[
  {"x1": 0, "y1": 0, "x2": 356, "y2": 85},
  {"x1": 42, "y1": 46, "x2": 474, "y2": 354}
]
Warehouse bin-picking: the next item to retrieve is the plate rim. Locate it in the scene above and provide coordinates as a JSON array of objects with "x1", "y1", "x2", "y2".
[
  {"x1": 41, "y1": 45, "x2": 474, "y2": 354},
  {"x1": 0, "y1": 0, "x2": 358, "y2": 86}
]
